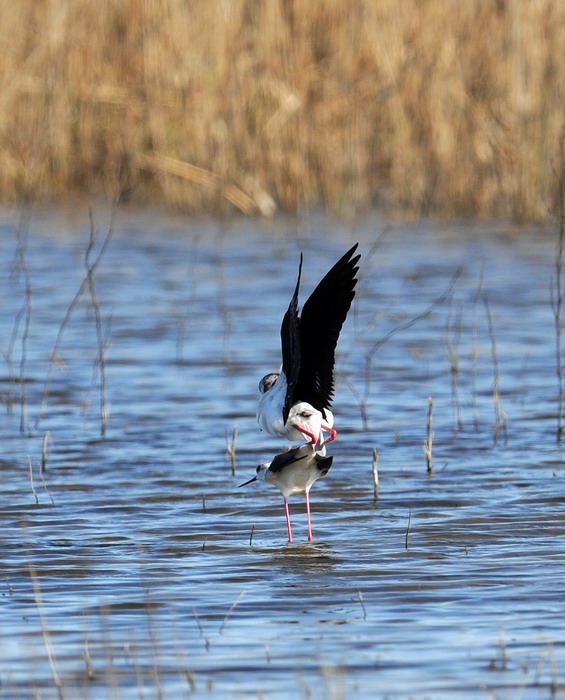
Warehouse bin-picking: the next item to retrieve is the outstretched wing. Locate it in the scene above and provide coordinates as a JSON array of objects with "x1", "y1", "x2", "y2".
[
  {"x1": 293, "y1": 243, "x2": 360, "y2": 415},
  {"x1": 280, "y1": 254, "x2": 302, "y2": 423}
]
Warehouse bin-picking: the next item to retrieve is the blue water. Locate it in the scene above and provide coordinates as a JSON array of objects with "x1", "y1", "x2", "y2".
[{"x1": 0, "y1": 208, "x2": 564, "y2": 699}]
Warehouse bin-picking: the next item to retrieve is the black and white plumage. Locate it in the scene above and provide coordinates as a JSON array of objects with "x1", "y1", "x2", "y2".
[
  {"x1": 239, "y1": 443, "x2": 334, "y2": 543},
  {"x1": 257, "y1": 243, "x2": 360, "y2": 446}
]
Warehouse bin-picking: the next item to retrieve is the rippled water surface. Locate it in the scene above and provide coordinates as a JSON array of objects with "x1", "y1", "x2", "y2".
[{"x1": 1, "y1": 209, "x2": 564, "y2": 699}]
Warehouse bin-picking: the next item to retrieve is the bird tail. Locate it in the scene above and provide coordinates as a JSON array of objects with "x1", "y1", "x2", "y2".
[{"x1": 315, "y1": 455, "x2": 333, "y2": 477}]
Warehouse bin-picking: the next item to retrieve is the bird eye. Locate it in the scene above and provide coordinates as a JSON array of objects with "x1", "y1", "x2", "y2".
[
  {"x1": 299, "y1": 411, "x2": 312, "y2": 418},
  {"x1": 255, "y1": 465, "x2": 261, "y2": 473}
]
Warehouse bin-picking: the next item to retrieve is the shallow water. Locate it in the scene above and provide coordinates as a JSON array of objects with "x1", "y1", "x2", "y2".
[{"x1": 0, "y1": 209, "x2": 564, "y2": 699}]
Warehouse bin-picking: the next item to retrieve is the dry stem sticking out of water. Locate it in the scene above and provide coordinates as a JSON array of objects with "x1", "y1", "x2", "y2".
[
  {"x1": 85, "y1": 208, "x2": 112, "y2": 436},
  {"x1": 225, "y1": 426, "x2": 238, "y2": 475},
  {"x1": 35, "y1": 206, "x2": 115, "y2": 432},
  {"x1": 28, "y1": 559, "x2": 65, "y2": 698},
  {"x1": 28, "y1": 457, "x2": 38, "y2": 505},
  {"x1": 551, "y1": 126, "x2": 565, "y2": 442},
  {"x1": 405, "y1": 511, "x2": 412, "y2": 550},
  {"x1": 15, "y1": 209, "x2": 32, "y2": 435},
  {"x1": 425, "y1": 397, "x2": 433, "y2": 473},
  {"x1": 357, "y1": 591, "x2": 367, "y2": 620},
  {"x1": 219, "y1": 591, "x2": 246, "y2": 635},
  {"x1": 41, "y1": 431, "x2": 50, "y2": 475},
  {"x1": 445, "y1": 296, "x2": 463, "y2": 431},
  {"x1": 483, "y1": 295, "x2": 508, "y2": 445},
  {"x1": 362, "y1": 268, "x2": 462, "y2": 409},
  {"x1": 371, "y1": 448, "x2": 379, "y2": 500}
]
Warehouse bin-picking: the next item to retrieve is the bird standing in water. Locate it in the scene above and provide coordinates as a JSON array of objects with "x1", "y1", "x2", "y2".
[
  {"x1": 239, "y1": 443, "x2": 333, "y2": 543},
  {"x1": 243, "y1": 245, "x2": 360, "y2": 543}
]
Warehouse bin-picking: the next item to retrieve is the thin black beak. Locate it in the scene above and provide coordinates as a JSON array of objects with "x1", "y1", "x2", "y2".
[{"x1": 239, "y1": 475, "x2": 258, "y2": 488}]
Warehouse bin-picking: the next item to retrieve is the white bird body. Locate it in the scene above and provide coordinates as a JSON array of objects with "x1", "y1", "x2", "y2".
[
  {"x1": 260, "y1": 443, "x2": 329, "y2": 498},
  {"x1": 239, "y1": 444, "x2": 333, "y2": 542},
  {"x1": 257, "y1": 371, "x2": 334, "y2": 445}
]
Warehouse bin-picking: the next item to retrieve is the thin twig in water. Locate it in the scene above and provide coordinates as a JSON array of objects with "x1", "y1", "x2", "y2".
[
  {"x1": 551, "y1": 126, "x2": 565, "y2": 442},
  {"x1": 39, "y1": 456, "x2": 55, "y2": 506},
  {"x1": 15, "y1": 210, "x2": 33, "y2": 434},
  {"x1": 362, "y1": 268, "x2": 462, "y2": 407},
  {"x1": 425, "y1": 397, "x2": 433, "y2": 473},
  {"x1": 371, "y1": 448, "x2": 379, "y2": 500},
  {"x1": 35, "y1": 205, "x2": 116, "y2": 431},
  {"x1": 219, "y1": 591, "x2": 246, "y2": 634},
  {"x1": 249, "y1": 524, "x2": 256, "y2": 546},
  {"x1": 357, "y1": 591, "x2": 367, "y2": 620},
  {"x1": 41, "y1": 431, "x2": 50, "y2": 476},
  {"x1": 471, "y1": 265, "x2": 485, "y2": 431},
  {"x1": 405, "y1": 510, "x2": 412, "y2": 550},
  {"x1": 83, "y1": 634, "x2": 95, "y2": 680},
  {"x1": 28, "y1": 457, "x2": 38, "y2": 505},
  {"x1": 85, "y1": 209, "x2": 110, "y2": 436},
  {"x1": 445, "y1": 295, "x2": 463, "y2": 431},
  {"x1": 483, "y1": 295, "x2": 508, "y2": 444},
  {"x1": 28, "y1": 559, "x2": 65, "y2": 698},
  {"x1": 342, "y1": 376, "x2": 369, "y2": 432},
  {"x1": 225, "y1": 426, "x2": 238, "y2": 475}
]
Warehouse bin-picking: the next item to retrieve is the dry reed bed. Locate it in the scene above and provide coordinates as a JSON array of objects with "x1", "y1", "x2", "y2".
[{"x1": 0, "y1": 0, "x2": 563, "y2": 219}]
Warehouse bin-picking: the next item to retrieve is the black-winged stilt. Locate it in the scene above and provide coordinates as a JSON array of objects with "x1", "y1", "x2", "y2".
[
  {"x1": 239, "y1": 443, "x2": 333, "y2": 543},
  {"x1": 256, "y1": 243, "x2": 360, "y2": 447}
]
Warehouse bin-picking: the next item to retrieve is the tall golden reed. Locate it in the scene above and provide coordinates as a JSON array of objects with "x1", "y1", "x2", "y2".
[{"x1": 0, "y1": 0, "x2": 563, "y2": 219}]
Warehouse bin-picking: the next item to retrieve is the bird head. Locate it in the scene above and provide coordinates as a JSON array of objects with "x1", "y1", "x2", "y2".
[
  {"x1": 258, "y1": 373, "x2": 279, "y2": 394},
  {"x1": 286, "y1": 402, "x2": 323, "y2": 445},
  {"x1": 238, "y1": 462, "x2": 270, "y2": 488}
]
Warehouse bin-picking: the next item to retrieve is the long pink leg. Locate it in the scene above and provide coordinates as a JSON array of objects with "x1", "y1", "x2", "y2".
[
  {"x1": 283, "y1": 498, "x2": 293, "y2": 543},
  {"x1": 305, "y1": 490, "x2": 313, "y2": 542}
]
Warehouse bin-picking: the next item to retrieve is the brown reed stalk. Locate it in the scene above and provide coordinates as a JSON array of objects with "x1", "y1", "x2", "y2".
[{"x1": 225, "y1": 426, "x2": 238, "y2": 475}]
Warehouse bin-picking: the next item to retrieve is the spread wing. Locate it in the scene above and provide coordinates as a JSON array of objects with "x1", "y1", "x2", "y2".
[
  {"x1": 280, "y1": 254, "x2": 302, "y2": 423},
  {"x1": 293, "y1": 243, "x2": 360, "y2": 415}
]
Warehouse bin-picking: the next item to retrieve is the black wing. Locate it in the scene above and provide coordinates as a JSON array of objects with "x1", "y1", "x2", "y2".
[
  {"x1": 281, "y1": 254, "x2": 302, "y2": 423},
  {"x1": 292, "y1": 243, "x2": 360, "y2": 415},
  {"x1": 268, "y1": 446, "x2": 307, "y2": 474}
]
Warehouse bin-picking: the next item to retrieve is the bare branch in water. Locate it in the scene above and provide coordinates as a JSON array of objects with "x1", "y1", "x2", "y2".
[{"x1": 35, "y1": 203, "x2": 116, "y2": 431}]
